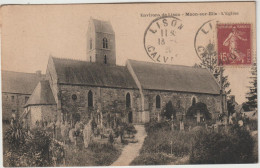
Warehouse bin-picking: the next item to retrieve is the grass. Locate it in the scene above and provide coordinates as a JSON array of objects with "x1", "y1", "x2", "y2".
[
  {"x1": 64, "y1": 141, "x2": 122, "y2": 166},
  {"x1": 131, "y1": 121, "x2": 192, "y2": 165},
  {"x1": 131, "y1": 120, "x2": 258, "y2": 165}
]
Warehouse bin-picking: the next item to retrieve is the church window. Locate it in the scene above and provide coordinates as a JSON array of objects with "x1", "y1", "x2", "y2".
[
  {"x1": 72, "y1": 94, "x2": 77, "y2": 101},
  {"x1": 126, "y1": 93, "x2": 131, "y2": 108},
  {"x1": 90, "y1": 38, "x2": 93, "y2": 49},
  {"x1": 156, "y1": 95, "x2": 161, "y2": 108},
  {"x1": 11, "y1": 96, "x2": 14, "y2": 102},
  {"x1": 104, "y1": 55, "x2": 107, "y2": 64},
  {"x1": 192, "y1": 97, "x2": 196, "y2": 106},
  {"x1": 88, "y1": 90, "x2": 93, "y2": 107},
  {"x1": 103, "y1": 38, "x2": 108, "y2": 48}
]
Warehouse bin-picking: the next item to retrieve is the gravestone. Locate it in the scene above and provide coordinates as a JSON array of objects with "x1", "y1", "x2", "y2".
[
  {"x1": 180, "y1": 120, "x2": 184, "y2": 131},
  {"x1": 83, "y1": 121, "x2": 92, "y2": 148}
]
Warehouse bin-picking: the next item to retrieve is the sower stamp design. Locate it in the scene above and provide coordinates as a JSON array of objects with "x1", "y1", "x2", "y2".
[
  {"x1": 217, "y1": 24, "x2": 251, "y2": 66},
  {"x1": 144, "y1": 16, "x2": 184, "y2": 63}
]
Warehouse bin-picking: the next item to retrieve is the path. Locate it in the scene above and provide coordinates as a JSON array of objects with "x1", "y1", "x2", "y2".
[{"x1": 111, "y1": 125, "x2": 147, "y2": 166}]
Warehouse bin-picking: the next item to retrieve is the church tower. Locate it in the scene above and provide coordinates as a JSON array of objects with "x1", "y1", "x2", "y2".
[{"x1": 87, "y1": 18, "x2": 116, "y2": 65}]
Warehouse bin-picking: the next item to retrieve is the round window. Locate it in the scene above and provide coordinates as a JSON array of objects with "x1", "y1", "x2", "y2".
[{"x1": 72, "y1": 94, "x2": 77, "y2": 101}]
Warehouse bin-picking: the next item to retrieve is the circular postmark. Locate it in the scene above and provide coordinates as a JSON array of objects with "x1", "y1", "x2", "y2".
[
  {"x1": 194, "y1": 20, "x2": 218, "y2": 66},
  {"x1": 144, "y1": 16, "x2": 184, "y2": 63}
]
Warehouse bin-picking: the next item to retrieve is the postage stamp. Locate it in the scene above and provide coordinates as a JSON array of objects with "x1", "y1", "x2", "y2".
[
  {"x1": 144, "y1": 16, "x2": 183, "y2": 63},
  {"x1": 217, "y1": 23, "x2": 251, "y2": 66}
]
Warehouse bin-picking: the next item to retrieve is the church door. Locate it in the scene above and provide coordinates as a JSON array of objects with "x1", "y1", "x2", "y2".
[{"x1": 128, "y1": 111, "x2": 133, "y2": 123}]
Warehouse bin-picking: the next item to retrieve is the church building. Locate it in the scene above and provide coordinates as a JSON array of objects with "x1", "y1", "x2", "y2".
[{"x1": 23, "y1": 18, "x2": 226, "y2": 128}]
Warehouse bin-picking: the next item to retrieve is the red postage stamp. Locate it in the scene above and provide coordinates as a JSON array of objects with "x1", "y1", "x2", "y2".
[{"x1": 217, "y1": 23, "x2": 251, "y2": 66}]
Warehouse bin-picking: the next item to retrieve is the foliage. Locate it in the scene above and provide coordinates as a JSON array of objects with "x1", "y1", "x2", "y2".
[
  {"x1": 131, "y1": 153, "x2": 176, "y2": 165},
  {"x1": 145, "y1": 120, "x2": 171, "y2": 134},
  {"x1": 245, "y1": 61, "x2": 257, "y2": 110},
  {"x1": 65, "y1": 142, "x2": 120, "y2": 166},
  {"x1": 186, "y1": 102, "x2": 211, "y2": 120},
  {"x1": 227, "y1": 98, "x2": 236, "y2": 116},
  {"x1": 131, "y1": 121, "x2": 193, "y2": 165},
  {"x1": 134, "y1": 120, "x2": 257, "y2": 165},
  {"x1": 190, "y1": 124, "x2": 256, "y2": 164},
  {"x1": 161, "y1": 101, "x2": 176, "y2": 120},
  {"x1": 4, "y1": 123, "x2": 27, "y2": 151},
  {"x1": 194, "y1": 42, "x2": 231, "y2": 95},
  {"x1": 4, "y1": 124, "x2": 64, "y2": 167}
]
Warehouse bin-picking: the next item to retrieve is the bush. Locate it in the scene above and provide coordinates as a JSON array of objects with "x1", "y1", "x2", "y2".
[
  {"x1": 4, "y1": 125, "x2": 64, "y2": 167},
  {"x1": 65, "y1": 142, "x2": 120, "y2": 166},
  {"x1": 145, "y1": 120, "x2": 171, "y2": 134},
  {"x1": 190, "y1": 124, "x2": 256, "y2": 164},
  {"x1": 131, "y1": 153, "x2": 176, "y2": 165},
  {"x1": 186, "y1": 102, "x2": 211, "y2": 120}
]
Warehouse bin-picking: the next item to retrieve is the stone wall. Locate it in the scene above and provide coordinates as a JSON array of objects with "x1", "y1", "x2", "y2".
[
  {"x1": 143, "y1": 90, "x2": 222, "y2": 121},
  {"x1": 28, "y1": 105, "x2": 57, "y2": 127},
  {"x1": 2, "y1": 92, "x2": 30, "y2": 121},
  {"x1": 59, "y1": 84, "x2": 141, "y2": 124}
]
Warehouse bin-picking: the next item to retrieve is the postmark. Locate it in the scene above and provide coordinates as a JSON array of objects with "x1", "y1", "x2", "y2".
[
  {"x1": 144, "y1": 16, "x2": 184, "y2": 63},
  {"x1": 217, "y1": 23, "x2": 251, "y2": 66},
  {"x1": 194, "y1": 20, "x2": 218, "y2": 66}
]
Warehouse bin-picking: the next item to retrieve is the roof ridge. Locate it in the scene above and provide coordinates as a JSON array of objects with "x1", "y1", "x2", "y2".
[
  {"x1": 52, "y1": 56, "x2": 86, "y2": 62},
  {"x1": 127, "y1": 59, "x2": 207, "y2": 70},
  {"x1": 1, "y1": 70, "x2": 45, "y2": 76}
]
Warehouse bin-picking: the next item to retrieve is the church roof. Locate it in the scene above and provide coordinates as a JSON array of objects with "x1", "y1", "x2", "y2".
[
  {"x1": 2, "y1": 70, "x2": 45, "y2": 94},
  {"x1": 25, "y1": 80, "x2": 56, "y2": 107},
  {"x1": 128, "y1": 60, "x2": 220, "y2": 95},
  {"x1": 52, "y1": 57, "x2": 137, "y2": 89},
  {"x1": 91, "y1": 18, "x2": 114, "y2": 34}
]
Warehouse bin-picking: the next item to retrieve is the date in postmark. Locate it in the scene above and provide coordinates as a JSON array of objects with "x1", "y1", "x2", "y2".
[
  {"x1": 217, "y1": 23, "x2": 251, "y2": 66},
  {"x1": 144, "y1": 16, "x2": 184, "y2": 63}
]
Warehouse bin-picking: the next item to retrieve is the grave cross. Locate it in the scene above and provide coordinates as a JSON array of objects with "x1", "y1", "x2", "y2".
[{"x1": 194, "y1": 110, "x2": 203, "y2": 123}]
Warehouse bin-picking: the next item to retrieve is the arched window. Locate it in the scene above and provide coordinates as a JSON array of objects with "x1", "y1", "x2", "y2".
[
  {"x1": 104, "y1": 55, "x2": 107, "y2": 64},
  {"x1": 156, "y1": 95, "x2": 161, "y2": 108},
  {"x1": 192, "y1": 97, "x2": 196, "y2": 106},
  {"x1": 90, "y1": 38, "x2": 92, "y2": 49},
  {"x1": 103, "y1": 38, "x2": 108, "y2": 48},
  {"x1": 88, "y1": 90, "x2": 93, "y2": 107},
  {"x1": 126, "y1": 93, "x2": 131, "y2": 108}
]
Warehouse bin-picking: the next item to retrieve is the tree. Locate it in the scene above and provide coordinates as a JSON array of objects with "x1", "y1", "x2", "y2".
[
  {"x1": 194, "y1": 42, "x2": 231, "y2": 95},
  {"x1": 186, "y1": 102, "x2": 211, "y2": 120},
  {"x1": 190, "y1": 125, "x2": 255, "y2": 164},
  {"x1": 227, "y1": 99, "x2": 235, "y2": 116},
  {"x1": 245, "y1": 61, "x2": 257, "y2": 110},
  {"x1": 162, "y1": 101, "x2": 176, "y2": 120}
]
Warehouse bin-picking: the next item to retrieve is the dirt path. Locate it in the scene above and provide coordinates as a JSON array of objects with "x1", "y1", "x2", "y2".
[{"x1": 111, "y1": 125, "x2": 147, "y2": 166}]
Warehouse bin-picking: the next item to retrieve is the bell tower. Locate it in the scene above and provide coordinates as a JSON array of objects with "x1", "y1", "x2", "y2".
[{"x1": 87, "y1": 18, "x2": 116, "y2": 65}]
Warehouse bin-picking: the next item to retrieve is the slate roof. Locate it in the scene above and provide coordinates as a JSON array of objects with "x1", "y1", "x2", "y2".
[
  {"x1": 2, "y1": 70, "x2": 45, "y2": 94},
  {"x1": 25, "y1": 80, "x2": 56, "y2": 107},
  {"x1": 52, "y1": 57, "x2": 137, "y2": 89},
  {"x1": 91, "y1": 18, "x2": 114, "y2": 34},
  {"x1": 128, "y1": 60, "x2": 220, "y2": 95}
]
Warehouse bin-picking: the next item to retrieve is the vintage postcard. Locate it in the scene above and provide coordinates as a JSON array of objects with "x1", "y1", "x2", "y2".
[{"x1": 0, "y1": 1, "x2": 258, "y2": 167}]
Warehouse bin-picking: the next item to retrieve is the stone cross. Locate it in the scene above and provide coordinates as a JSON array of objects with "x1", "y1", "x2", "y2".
[
  {"x1": 195, "y1": 110, "x2": 203, "y2": 123},
  {"x1": 171, "y1": 114, "x2": 174, "y2": 131},
  {"x1": 180, "y1": 120, "x2": 184, "y2": 131}
]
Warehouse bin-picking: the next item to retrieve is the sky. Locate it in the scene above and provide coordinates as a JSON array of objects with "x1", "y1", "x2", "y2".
[{"x1": 1, "y1": 2, "x2": 256, "y2": 104}]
